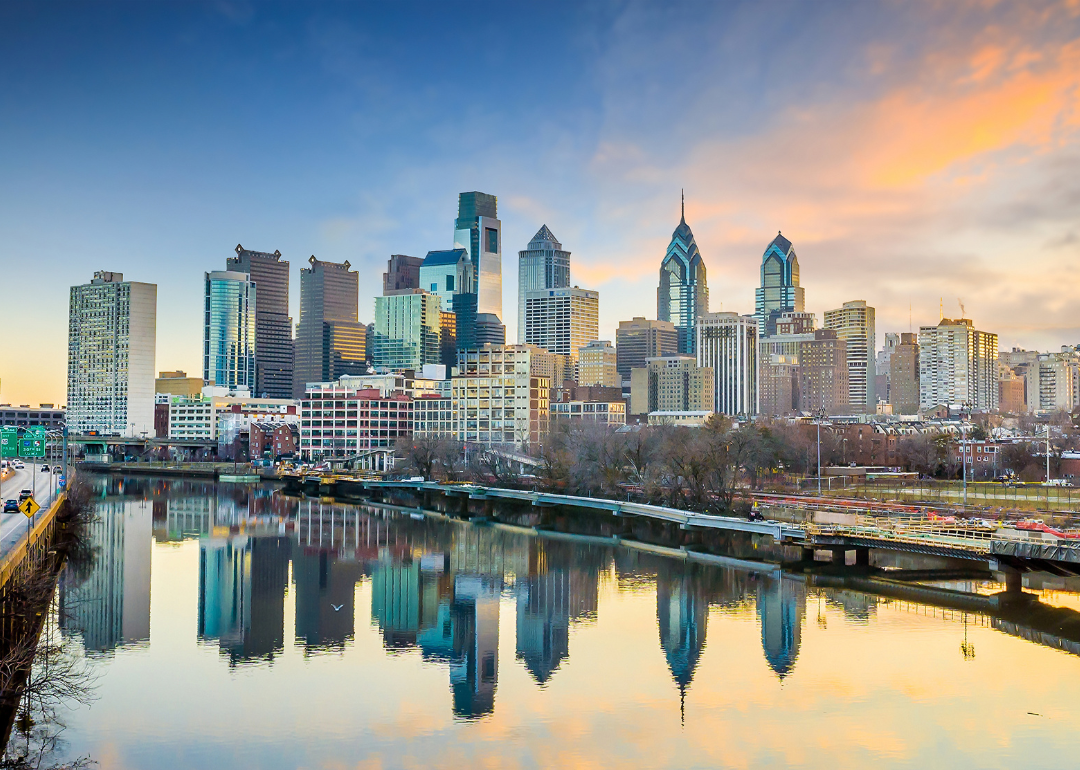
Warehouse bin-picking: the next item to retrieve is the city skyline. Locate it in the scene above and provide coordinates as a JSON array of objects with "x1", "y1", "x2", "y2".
[{"x1": 4, "y1": 1, "x2": 1080, "y2": 405}]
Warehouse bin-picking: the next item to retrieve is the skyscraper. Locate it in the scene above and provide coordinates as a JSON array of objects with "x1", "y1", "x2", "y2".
[
  {"x1": 293, "y1": 256, "x2": 367, "y2": 396},
  {"x1": 755, "y1": 232, "x2": 805, "y2": 337},
  {"x1": 657, "y1": 193, "x2": 708, "y2": 356},
  {"x1": 372, "y1": 290, "x2": 443, "y2": 372},
  {"x1": 67, "y1": 271, "x2": 157, "y2": 436},
  {"x1": 203, "y1": 270, "x2": 256, "y2": 391},
  {"x1": 453, "y1": 191, "x2": 503, "y2": 320},
  {"x1": 918, "y1": 318, "x2": 998, "y2": 411},
  {"x1": 824, "y1": 300, "x2": 876, "y2": 412},
  {"x1": 227, "y1": 245, "x2": 293, "y2": 398},
  {"x1": 517, "y1": 225, "x2": 570, "y2": 343},
  {"x1": 419, "y1": 248, "x2": 472, "y2": 312},
  {"x1": 524, "y1": 287, "x2": 599, "y2": 369},
  {"x1": 890, "y1": 332, "x2": 919, "y2": 414},
  {"x1": 615, "y1": 317, "x2": 679, "y2": 385},
  {"x1": 697, "y1": 312, "x2": 758, "y2": 416},
  {"x1": 382, "y1": 254, "x2": 423, "y2": 293}
]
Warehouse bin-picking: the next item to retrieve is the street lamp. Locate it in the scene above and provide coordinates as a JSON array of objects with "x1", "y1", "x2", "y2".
[{"x1": 960, "y1": 402, "x2": 972, "y2": 512}]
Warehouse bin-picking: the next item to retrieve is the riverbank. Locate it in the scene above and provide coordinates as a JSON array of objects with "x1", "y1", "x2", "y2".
[{"x1": 78, "y1": 461, "x2": 277, "y2": 483}]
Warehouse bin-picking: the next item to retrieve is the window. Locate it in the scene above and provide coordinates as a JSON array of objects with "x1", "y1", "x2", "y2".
[
  {"x1": 446, "y1": 275, "x2": 454, "y2": 291},
  {"x1": 486, "y1": 227, "x2": 498, "y2": 253}
]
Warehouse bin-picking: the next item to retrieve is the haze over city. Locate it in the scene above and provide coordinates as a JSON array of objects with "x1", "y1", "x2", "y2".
[{"x1": 3, "y1": 0, "x2": 1079, "y2": 405}]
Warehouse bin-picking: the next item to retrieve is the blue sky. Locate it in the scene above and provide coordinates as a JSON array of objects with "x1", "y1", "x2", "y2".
[{"x1": 2, "y1": 0, "x2": 1079, "y2": 404}]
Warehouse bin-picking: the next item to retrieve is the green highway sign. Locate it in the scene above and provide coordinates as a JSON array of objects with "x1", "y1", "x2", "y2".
[
  {"x1": 18, "y1": 437, "x2": 45, "y2": 458},
  {"x1": 0, "y1": 428, "x2": 17, "y2": 458}
]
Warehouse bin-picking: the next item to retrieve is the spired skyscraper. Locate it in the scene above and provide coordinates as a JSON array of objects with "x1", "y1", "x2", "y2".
[
  {"x1": 657, "y1": 193, "x2": 708, "y2": 356},
  {"x1": 755, "y1": 232, "x2": 805, "y2": 337},
  {"x1": 517, "y1": 225, "x2": 570, "y2": 343}
]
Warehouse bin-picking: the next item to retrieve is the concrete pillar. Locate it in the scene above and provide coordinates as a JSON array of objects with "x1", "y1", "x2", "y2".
[
  {"x1": 459, "y1": 496, "x2": 470, "y2": 517},
  {"x1": 855, "y1": 548, "x2": 870, "y2": 567},
  {"x1": 802, "y1": 547, "x2": 816, "y2": 563},
  {"x1": 483, "y1": 498, "x2": 495, "y2": 518},
  {"x1": 831, "y1": 548, "x2": 847, "y2": 566},
  {"x1": 1004, "y1": 568, "x2": 1023, "y2": 595}
]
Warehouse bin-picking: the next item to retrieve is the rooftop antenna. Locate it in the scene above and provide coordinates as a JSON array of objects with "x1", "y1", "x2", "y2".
[
  {"x1": 939, "y1": 298, "x2": 943, "y2": 321},
  {"x1": 958, "y1": 299, "x2": 966, "y2": 319},
  {"x1": 681, "y1": 189, "x2": 685, "y2": 223}
]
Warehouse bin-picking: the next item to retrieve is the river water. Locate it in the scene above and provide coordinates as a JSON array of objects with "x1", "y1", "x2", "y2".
[{"x1": 24, "y1": 477, "x2": 1080, "y2": 768}]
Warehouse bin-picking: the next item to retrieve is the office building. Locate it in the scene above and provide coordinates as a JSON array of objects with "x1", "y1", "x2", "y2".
[
  {"x1": 155, "y1": 370, "x2": 204, "y2": 398},
  {"x1": 657, "y1": 195, "x2": 708, "y2": 355},
  {"x1": 999, "y1": 348, "x2": 1040, "y2": 411},
  {"x1": 440, "y1": 310, "x2": 457, "y2": 369},
  {"x1": 227, "y1": 245, "x2": 294, "y2": 399},
  {"x1": 755, "y1": 232, "x2": 805, "y2": 336},
  {"x1": 372, "y1": 290, "x2": 443, "y2": 372},
  {"x1": 578, "y1": 340, "x2": 618, "y2": 388},
  {"x1": 550, "y1": 400, "x2": 626, "y2": 426},
  {"x1": 697, "y1": 312, "x2": 758, "y2": 416},
  {"x1": 382, "y1": 254, "x2": 423, "y2": 293},
  {"x1": 203, "y1": 270, "x2": 256, "y2": 391},
  {"x1": 299, "y1": 381, "x2": 413, "y2": 462},
  {"x1": 999, "y1": 373, "x2": 1026, "y2": 414},
  {"x1": 824, "y1": 300, "x2": 876, "y2": 412},
  {"x1": 759, "y1": 354, "x2": 800, "y2": 417},
  {"x1": 67, "y1": 271, "x2": 157, "y2": 437},
  {"x1": 889, "y1": 333, "x2": 919, "y2": 414},
  {"x1": 453, "y1": 345, "x2": 551, "y2": 448},
  {"x1": 615, "y1": 317, "x2": 679, "y2": 384},
  {"x1": 167, "y1": 388, "x2": 297, "y2": 442},
  {"x1": 293, "y1": 257, "x2": 367, "y2": 396},
  {"x1": 798, "y1": 330, "x2": 848, "y2": 414},
  {"x1": 453, "y1": 191, "x2": 503, "y2": 321},
  {"x1": 629, "y1": 356, "x2": 714, "y2": 417},
  {"x1": 875, "y1": 332, "x2": 900, "y2": 406},
  {"x1": 517, "y1": 225, "x2": 571, "y2": 343},
  {"x1": 918, "y1": 318, "x2": 998, "y2": 411},
  {"x1": 475, "y1": 313, "x2": 507, "y2": 346},
  {"x1": 0, "y1": 406, "x2": 66, "y2": 430},
  {"x1": 524, "y1": 287, "x2": 599, "y2": 367},
  {"x1": 419, "y1": 248, "x2": 472, "y2": 312}
]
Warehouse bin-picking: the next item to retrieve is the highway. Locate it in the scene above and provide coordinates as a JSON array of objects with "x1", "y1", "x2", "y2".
[{"x1": 0, "y1": 462, "x2": 63, "y2": 558}]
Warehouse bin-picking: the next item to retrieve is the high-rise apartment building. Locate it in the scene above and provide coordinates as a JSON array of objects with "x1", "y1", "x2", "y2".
[
  {"x1": 203, "y1": 270, "x2": 256, "y2": 391},
  {"x1": 798, "y1": 330, "x2": 848, "y2": 414},
  {"x1": 578, "y1": 340, "x2": 619, "y2": 388},
  {"x1": 889, "y1": 333, "x2": 919, "y2": 414},
  {"x1": 382, "y1": 254, "x2": 423, "y2": 293},
  {"x1": 755, "y1": 232, "x2": 805, "y2": 337},
  {"x1": 875, "y1": 332, "x2": 900, "y2": 406},
  {"x1": 918, "y1": 318, "x2": 998, "y2": 410},
  {"x1": 227, "y1": 245, "x2": 293, "y2": 399},
  {"x1": 524, "y1": 287, "x2": 599, "y2": 370},
  {"x1": 616, "y1": 317, "x2": 679, "y2": 385},
  {"x1": 419, "y1": 248, "x2": 472, "y2": 312},
  {"x1": 372, "y1": 290, "x2": 443, "y2": 372},
  {"x1": 517, "y1": 225, "x2": 570, "y2": 344},
  {"x1": 824, "y1": 300, "x2": 876, "y2": 412},
  {"x1": 1037, "y1": 352, "x2": 1080, "y2": 412},
  {"x1": 453, "y1": 345, "x2": 551, "y2": 448},
  {"x1": 697, "y1": 312, "x2": 758, "y2": 416},
  {"x1": 657, "y1": 195, "x2": 708, "y2": 356},
  {"x1": 454, "y1": 192, "x2": 503, "y2": 321},
  {"x1": 629, "y1": 356, "x2": 714, "y2": 416},
  {"x1": 67, "y1": 271, "x2": 157, "y2": 436},
  {"x1": 759, "y1": 354, "x2": 800, "y2": 417},
  {"x1": 293, "y1": 257, "x2": 367, "y2": 396}
]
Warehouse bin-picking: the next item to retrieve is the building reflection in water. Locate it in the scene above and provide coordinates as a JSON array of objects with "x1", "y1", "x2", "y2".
[
  {"x1": 60, "y1": 499, "x2": 152, "y2": 655},
  {"x1": 757, "y1": 575, "x2": 806, "y2": 679},
  {"x1": 72, "y1": 481, "x2": 821, "y2": 719}
]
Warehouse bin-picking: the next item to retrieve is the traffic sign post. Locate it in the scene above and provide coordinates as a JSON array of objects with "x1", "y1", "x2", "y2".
[{"x1": 18, "y1": 496, "x2": 40, "y2": 555}]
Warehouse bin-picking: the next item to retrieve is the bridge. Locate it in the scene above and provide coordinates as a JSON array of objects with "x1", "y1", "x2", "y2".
[{"x1": 306, "y1": 478, "x2": 1080, "y2": 584}]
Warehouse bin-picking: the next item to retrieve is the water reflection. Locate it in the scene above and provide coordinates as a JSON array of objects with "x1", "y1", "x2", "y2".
[{"x1": 58, "y1": 477, "x2": 1080, "y2": 733}]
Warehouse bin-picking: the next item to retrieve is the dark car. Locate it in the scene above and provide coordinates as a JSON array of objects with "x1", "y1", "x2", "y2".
[{"x1": 3, "y1": 500, "x2": 19, "y2": 514}]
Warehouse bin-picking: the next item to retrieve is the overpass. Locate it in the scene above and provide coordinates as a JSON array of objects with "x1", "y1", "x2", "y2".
[{"x1": 313, "y1": 478, "x2": 1080, "y2": 581}]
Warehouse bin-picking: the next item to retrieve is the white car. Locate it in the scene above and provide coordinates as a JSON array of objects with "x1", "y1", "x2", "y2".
[{"x1": 12, "y1": 461, "x2": 25, "y2": 470}]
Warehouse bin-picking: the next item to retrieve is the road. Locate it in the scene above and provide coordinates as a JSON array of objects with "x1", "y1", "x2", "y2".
[{"x1": 0, "y1": 463, "x2": 63, "y2": 558}]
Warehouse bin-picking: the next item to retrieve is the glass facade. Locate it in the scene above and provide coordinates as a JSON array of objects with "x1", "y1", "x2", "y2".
[
  {"x1": 373, "y1": 291, "x2": 443, "y2": 372},
  {"x1": 203, "y1": 271, "x2": 256, "y2": 391},
  {"x1": 657, "y1": 203, "x2": 708, "y2": 356},
  {"x1": 454, "y1": 192, "x2": 502, "y2": 321},
  {"x1": 754, "y1": 233, "x2": 805, "y2": 337},
  {"x1": 517, "y1": 225, "x2": 571, "y2": 344}
]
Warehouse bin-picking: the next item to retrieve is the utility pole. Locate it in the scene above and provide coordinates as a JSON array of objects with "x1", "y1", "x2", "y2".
[
  {"x1": 816, "y1": 407, "x2": 826, "y2": 496},
  {"x1": 1046, "y1": 423, "x2": 1051, "y2": 484}
]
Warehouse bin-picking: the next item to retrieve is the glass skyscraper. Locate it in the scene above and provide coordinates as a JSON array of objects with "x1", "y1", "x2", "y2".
[
  {"x1": 453, "y1": 191, "x2": 503, "y2": 323},
  {"x1": 372, "y1": 290, "x2": 443, "y2": 372},
  {"x1": 517, "y1": 225, "x2": 570, "y2": 344},
  {"x1": 203, "y1": 270, "x2": 256, "y2": 391},
  {"x1": 657, "y1": 194, "x2": 708, "y2": 356},
  {"x1": 754, "y1": 232, "x2": 805, "y2": 337}
]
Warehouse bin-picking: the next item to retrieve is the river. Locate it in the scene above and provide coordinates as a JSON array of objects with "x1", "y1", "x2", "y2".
[{"x1": 17, "y1": 476, "x2": 1080, "y2": 769}]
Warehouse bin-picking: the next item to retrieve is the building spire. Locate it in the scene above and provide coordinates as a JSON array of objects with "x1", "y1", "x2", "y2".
[{"x1": 681, "y1": 189, "x2": 685, "y2": 223}]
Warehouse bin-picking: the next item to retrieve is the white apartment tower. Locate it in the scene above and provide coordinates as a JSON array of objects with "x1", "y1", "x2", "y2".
[
  {"x1": 697, "y1": 312, "x2": 759, "y2": 416},
  {"x1": 918, "y1": 318, "x2": 998, "y2": 410},
  {"x1": 824, "y1": 300, "x2": 876, "y2": 412},
  {"x1": 524, "y1": 287, "x2": 599, "y2": 373},
  {"x1": 68, "y1": 271, "x2": 157, "y2": 437}
]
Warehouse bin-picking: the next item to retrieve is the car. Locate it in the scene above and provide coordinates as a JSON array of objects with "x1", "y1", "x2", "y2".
[
  {"x1": 3, "y1": 500, "x2": 18, "y2": 514},
  {"x1": 18, "y1": 489, "x2": 33, "y2": 502},
  {"x1": 41, "y1": 465, "x2": 50, "y2": 473},
  {"x1": 12, "y1": 461, "x2": 24, "y2": 469}
]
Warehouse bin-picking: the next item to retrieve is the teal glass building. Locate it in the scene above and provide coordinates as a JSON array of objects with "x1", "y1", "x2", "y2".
[
  {"x1": 754, "y1": 232, "x2": 805, "y2": 337},
  {"x1": 203, "y1": 270, "x2": 256, "y2": 390},
  {"x1": 657, "y1": 195, "x2": 708, "y2": 356},
  {"x1": 372, "y1": 290, "x2": 443, "y2": 373}
]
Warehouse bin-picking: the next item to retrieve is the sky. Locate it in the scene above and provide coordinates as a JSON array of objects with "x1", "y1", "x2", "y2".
[{"x1": 1, "y1": 0, "x2": 1079, "y2": 406}]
